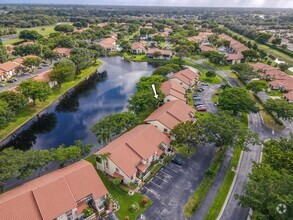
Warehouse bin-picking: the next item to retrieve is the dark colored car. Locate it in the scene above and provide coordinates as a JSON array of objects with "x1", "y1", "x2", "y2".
[
  {"x1": 172, "y1": 156, "x2": 183, "y2": 165},
  {"x1": 193, "y1": 96, "x2": 202, "y2": 100},
  {"x1": 194, "y1": 103, "x2": 204, "y2": 107},
  {"x1": 197, "y1": 107, "x2": 207, "y2": 112},
  {"x1": 196, "y1": 88, "x2": 204, "y2": 92}
]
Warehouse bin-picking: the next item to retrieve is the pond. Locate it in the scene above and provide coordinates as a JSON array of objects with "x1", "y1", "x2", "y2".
[{"x1": 0, "y1": 56, "x2": 156, "y2": 151}]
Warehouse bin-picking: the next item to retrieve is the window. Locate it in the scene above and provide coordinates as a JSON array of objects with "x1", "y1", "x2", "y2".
[
  {"x1": 116, "y1": 167, "x2": 120, "y2": 173},
  {"x1": 106, "y1": 162, "x2": 109, "y2": 168},
  {"x1": 164, "y1": 128, "x2": 168, "y2": 132}
]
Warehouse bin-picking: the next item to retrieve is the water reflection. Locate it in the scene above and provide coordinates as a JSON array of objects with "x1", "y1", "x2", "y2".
[{"x1": 0, "y1": 57, "x2": 155, "y2": 151}]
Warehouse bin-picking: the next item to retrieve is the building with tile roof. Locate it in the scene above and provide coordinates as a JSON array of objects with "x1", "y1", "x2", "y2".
[
  {"x1": 169, "y1": 69, "x2": 199, "y2": 89},
  {"x1": 0, "y1": 160, "x2": 108, "y2": 220},
  {"x1": 160, "y1": 80, "x2": 186, "y2": 102},
  {"x1": 95, "y1": 124, "x2": 171, "y2": 185},
  {"x1": 144, "y1": 100, "x2": 195, "y2": 133}
]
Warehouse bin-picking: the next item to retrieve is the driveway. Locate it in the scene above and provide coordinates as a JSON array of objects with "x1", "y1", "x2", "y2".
[
  {"x1": 0, "y1": 63, "x2": 53, "y2": 92},
  {"x1": 138, "y1": 143, "x2": 216, "y2": 220}
]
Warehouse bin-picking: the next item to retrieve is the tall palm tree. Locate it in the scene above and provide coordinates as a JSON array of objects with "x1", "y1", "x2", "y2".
[{"x1": 98, "y1": 152, "x2": 111, "y2": 173}]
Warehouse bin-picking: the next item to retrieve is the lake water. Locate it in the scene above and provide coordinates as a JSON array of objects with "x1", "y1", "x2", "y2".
[{"x1": 0, "y1": 56, "x2": 156, "y2": 151}]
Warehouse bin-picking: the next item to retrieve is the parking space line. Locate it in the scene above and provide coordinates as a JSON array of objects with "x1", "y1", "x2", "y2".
[
  {"x1": 151, "y1": 180, "x2": 162, "y2": 188},
  {"x1": 154, "y1": 175, "x2": 168, "y2": 183},
  {"x1": 164, "y1": 165, "x2": 178, "y2": 173},
  {"x1": 160, "y1": 170, "x2": 172, "y2": 178},
  {"x1": 144, "y1": 186, "x2": 159, "y2": 196},
  {"x1": 169, "y1": 162, "x2": 182, "y2": 168}
]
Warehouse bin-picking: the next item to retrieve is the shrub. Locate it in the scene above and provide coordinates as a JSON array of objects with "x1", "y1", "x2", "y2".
[
  {"x1": 83, "y1": 207, "x2": 94, "y2": 218},
  {"x1": 124, "y1": 216, "x2": 130, "y2": 220},
  {"x1": 142, "y1": 197, "x2": 149, "y2": 205},
  {"x1": 113, "y1": 178, "x2": 121, "y2": 186}
]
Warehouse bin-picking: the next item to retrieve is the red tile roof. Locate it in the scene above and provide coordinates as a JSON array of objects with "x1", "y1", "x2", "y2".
[
  {"x1": 160, "y1": 80, "x2": 186, "y2": 101},
  {"x1": 200, "y1": 45, "x2": 215, "y2": 52},
  {"x1": 250, "y1": 62, "x2": 278, "y2": 72},
  {"x1": 136, "y1": 162, "x2": 148, "y2": 172},
  {"x1": 53, "y1": 48, "x2": 71, "y2": 56},
  {"x1": 0, "y1": 160, "x2": 108, "y2": 220},
  {"x1": 169, "y1": 69, "x2": 199, "y2": 86},
  {"x1": 284, "y1": 92, "x2": 293, "y2": 101},
  {"x1": 144, "y1": 100, "x2": 195, "y2": 130},
  {"x1": 95, "y1": 125, "x2": 170, "y2": 177},
  {"x1": 0, "y1": 61, "x2": 20, "y2": 72},
  {"x1": 13, "y1": 55, "x2": 39, "y2": 65},
  {"x1": 147, "y1": 48, "x2": 172, "y2": 56},
  {"x1": 33, "y1": 69, "x2": 53, "y2": 82},
  {"x1": 225, "y1": 53, "x2": 244, "y2": 60},
  {"x1": 131, "y1": 41, "x2": 148, "y2": 50}
]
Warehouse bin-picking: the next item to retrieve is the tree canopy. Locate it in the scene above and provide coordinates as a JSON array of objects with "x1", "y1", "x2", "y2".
[
  {"x1": 50, "y1": 65, "x2": 75, "y2": 86},
  {"x1": 218, "y1": 87, "x2": 258, "y2": 115},
  {"x1": 19, "y1": 30, "x2": 43, "y2": 41},
  {"x1": 17, "y1": 80, "x2": 51, "y2": 105},
  {"x1": 246, "y1": 80, "x2": 269, "y2": 93},
  {"x1": 264, "y1": 99, "x2": 293, "y2": 121}
]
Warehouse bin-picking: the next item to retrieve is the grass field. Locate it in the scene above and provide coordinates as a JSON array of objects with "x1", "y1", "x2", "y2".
[
  {"x1": 0, "y1": 60, "x2": 102, "y2": 141},
  {"x1": 203, "y1": 147, "x2": 242, "y2": 220},
  {"x1": 199, "y1": 72, "x2": 221, "y2": 84},
  {"x1": 85, "y1": 155, "x2": 152, "y2": 220}
]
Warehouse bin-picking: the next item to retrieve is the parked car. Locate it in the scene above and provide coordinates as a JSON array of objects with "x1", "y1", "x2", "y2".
[
  {"x1": 12, "y1": 78, "x2": 17, "y2": 82},
  {"x1": 196, "y1": 88, "x2": 204, "y2": 92},
  {"x1": 194, "y1": 103, "x2": 204, "y2": 107},
  {"x1": 202, "y1": 82, "x2": 209, "y2": 86},
  {"x1": 42, "y1": 63, "x2": 50, "y2": 67},
  {"x1": 193, "y1": 97, "x2": 202, "y2": 101},
  {"x1": 192, "y1": 94, "x2": 200, "y2": 98},
  {"x1": 38, "y1": 66, "x2": 44, "y2": 69},
  {"x1": 7, "y1": 79, "x2": 14, "y2": 83},
  {"x1": 195, "y1": 104, "x2": 205, "y2": 108},
  {"x1": 197, "y1": 107, "x2": 207, "y2": 112},
  {"x1": 172, "y1": 156, "x2": 183, "y2": 165},
  {"x1": 0, "y1": 84, "x2": 5, "y2": 87}
]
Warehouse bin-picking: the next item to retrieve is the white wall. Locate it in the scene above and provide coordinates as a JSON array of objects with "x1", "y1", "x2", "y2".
[
  {"x1": 145, "y1": 120, "x2": 170, "y2": 133},
  {"x1": 164, "y1": 95, "x2": 181, "y2": 103}
]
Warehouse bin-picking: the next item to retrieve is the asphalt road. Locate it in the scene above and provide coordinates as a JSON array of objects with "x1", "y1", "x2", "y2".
[{"x1": 139, "y1": 144, "x2": 216, "y2": 220}]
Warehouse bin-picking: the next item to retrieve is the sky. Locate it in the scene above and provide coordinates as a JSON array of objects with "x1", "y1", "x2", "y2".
[{"x1": 1, "y1": 0, "x2": 293, "y2": 8}]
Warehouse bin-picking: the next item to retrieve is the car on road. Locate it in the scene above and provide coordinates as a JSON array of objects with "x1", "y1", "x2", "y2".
[
  {"x1": 196, "y1": 88, "x2": 204, "y2": 92},
  {"x1": 197, "y1": 106, "x2": 207, "y2": 112},
  {"x1": 172, "y1": 156, "x2": 183, "y2": 165},
  {"x1": 202, "y1": 82, "x2": 209, "y2": 86}
]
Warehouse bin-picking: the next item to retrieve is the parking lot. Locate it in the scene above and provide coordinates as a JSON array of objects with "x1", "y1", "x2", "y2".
[{"x1": 138, "y1": 143, "x2": 216, "y2": 220}]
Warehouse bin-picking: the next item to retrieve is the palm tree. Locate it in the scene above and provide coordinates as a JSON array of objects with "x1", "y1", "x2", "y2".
[
  {"x1": 98, "y1": 152, "x2": 111, "y2": 173},
  {"x1": 97, "y1": 128, "x2": 111, "y2": 146}
]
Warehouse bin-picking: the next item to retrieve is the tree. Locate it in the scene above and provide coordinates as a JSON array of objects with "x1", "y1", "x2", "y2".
[
  {"x1": 0, "y1": 100, "x2": 15, "y2": 125},
  {"x1": 256, "y1": 33, "x2": 271, "y2": 44},
  {"x1": 70, "y1": 48, "x2": 94, "y2": 73},
  {"x1": 218, "y1": 87, "x2": 258, "y2": 115},
  {"x1": 0, "y1": 45, "x2": 8, "y2": 63},
  {"x1": 0, "y1": 148, "x2": 25, "y2": 192},
  {"x1": 264, "y1": 99, "x2": 293, "y2": 121},
  {"x1": 272, "y1": 37, "x2": 282, "y2": 45},
  {"x1": 91, "y1": 112, "x2": 141, "y2": 141},
  {"x1": 206, "y1": 70, "x2": 216, "y2": 78},
  {"x1": 231, "y1": 63, "x2": 258, "y2": 82},
  {"x1": 242, "y1": 50, "x2": 259, "y2": 61},
  {"x1": 54, "y1": 58, "x2": 76, "y2": 69},
  {"x1": 246, "y1": 80, "x2": 269, "y2": 93},
  {"x1": 203, "y1": 51, "x2": 226, "y2": 64},
  {"x1": 50, "y1": 65, "x2": 75, "y2": 86},
  {"x1": 43, "y1": 50, "x2": 58, "y2": 63},
  {"x1": 198, "y1": 113, "x2": 259, "y2": 148},
  {"x1": 18, "y1": 80, "x2": 51, "y2": 105},
  {"x1": 0, "y1": 91, "x2": 27, "y2": 112},
  {"x1": 22, "y1": 57, "x2": 41, "y2": 72},
  {"x1": 19, "y1": 30, "x2": 43, "y2": 42},
  {"x1": 97, "y1": 152, "x2": 111, "y2": 173},
  {"x1": 279, "y1": 63, "x2": 289, "y2": 72},
  {"x1": 170, "y1": 121, "x2": 200, "y2": 152},
  {"x1": 236, "y1": 164, "x2": 293, "y2": 220},
  {"x1": 153, "y1": 51, "x2": 162, "y2": 59},
  {"x1": 153, "y1": 66, "x2": 173, "y2": 76},
  {"x1": 13, "y1": 44, "x2": 43, "y2": 56},
  {"x1": 52, "y1": 145, "x2": 81, "y2": 167},
  {"x1": 54, "y1": 24, "x2": 74, "y2": 33}
]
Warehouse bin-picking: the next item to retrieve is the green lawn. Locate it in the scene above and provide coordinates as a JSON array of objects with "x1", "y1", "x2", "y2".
[
  {"x1": 183, "y1": 148, "x2": 226, "y2": 218},
  {"x1": 0, "y1": 60, "x2": 103, "y2": 141},
  {"x1": 266, "y1": 90, "x2": 283, "y2": 97},
  {"x1": 203, "y1": 147, "x2": 242, "y2": 220},
  {"x1": 173, "y1": 144, "x2": 196, "y2": 159},
  {"x1": 203, "y1": 61, "x2": 231, "y2": 71},
  {"x1": 85, "y1": 156, "x2": 152, "y2": 220},
  {"x1": 199, "y1": 72, "x2": 221, "y2": 84}
]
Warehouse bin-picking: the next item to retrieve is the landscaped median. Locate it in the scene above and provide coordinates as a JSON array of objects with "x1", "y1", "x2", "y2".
[
  {"x1": 183, "y1": 148, "x2": 227, "y2": 218},
  {"x1": 203, "y1": 147, "x2": 242, "y2": 220},
  {"x1": 0, "y1": 60, "x2": 103, "y2": 141},
  {"x1": 85, "y1": 155, "x2": 153, "y2": 220}
]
